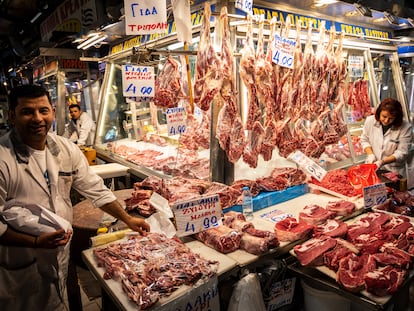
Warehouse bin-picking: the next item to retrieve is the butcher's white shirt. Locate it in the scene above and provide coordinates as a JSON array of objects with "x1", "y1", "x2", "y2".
[
  {"x1": 63, "y1": 111, "x2": 96, "y2": 146},
  {"x1": 360, "y1": 115, "x2": 413, "y2": 176},
  {"x1": 0, "y1": 130, "x2": 116, "y2": 310}
]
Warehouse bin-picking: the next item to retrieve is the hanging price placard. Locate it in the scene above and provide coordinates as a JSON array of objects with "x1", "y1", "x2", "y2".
[
  {"x1": 172, "y1": 194, "x2": 222, "y2": 237},
  {"x1": 348, "y1": 55, "x2": 364, "y2": 78},
  {"x1": 288, "y1": 150, "x2": 327, "y2": 182},
  {"x1": 272, "y1": 34, "x2": 296, "y2": 69},
  {"x1": 235, "y1": 0, "x2": 253, "y2": 14},
  {"x1": 165, "y1": 107, "x2": 187, "y2": 136},
  {"x1": 122, "y1": 65, "x2": 154, "y2": 97},
  {"x1": 363, "y1": 183, "x2": 387, "y2": 209}
]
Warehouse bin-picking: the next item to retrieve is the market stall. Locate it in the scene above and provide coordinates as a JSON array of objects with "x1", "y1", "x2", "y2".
[{"x1": 75, "y1": 1, "x2": 414, "y2": 310}]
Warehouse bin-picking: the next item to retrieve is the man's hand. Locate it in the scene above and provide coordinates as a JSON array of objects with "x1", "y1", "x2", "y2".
[
  {"x1": 365, "y1": 154, "x2": 376, "y2": 164},
  {"x1": 125, "y1": 216, "x2": 150, "y2": 235},
  {"x1": 36, "y1": 229, "x2": 72, "y2": 249}
]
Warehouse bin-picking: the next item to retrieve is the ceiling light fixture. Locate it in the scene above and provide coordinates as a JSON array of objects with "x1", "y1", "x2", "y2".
[
  {"x1": 30, "y1": 12, "x2": 42, "y2": 24},
  {"x1": 77, "y1": 35, "x2": 108, "y2": 50},
  {"x1": 384, "y1": 11, "x2": 400, "y2": 25},
  {"x1": 354, "y1": 3, "x2": 372, "y2": 17}
]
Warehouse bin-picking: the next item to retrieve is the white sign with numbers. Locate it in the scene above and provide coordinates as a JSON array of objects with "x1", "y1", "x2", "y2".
[
  {"x1": 166, "y1": 107, "x2": 187, "y2": 136},
  {"x1": 288, "y1": 150, "x2": 327, "y2": 182},
  {"x1": 172, "y1": 194, "x2": 222, "y2": 237},
  {"x1": 122, "y1": 65, "x2": 154, "y2": 97},
  {"x1": 272, "y1": 34, "x2": 296, "y2": 69},
  {"x1": 363, "y1": 183, "x2": 387, "y2": 209}
]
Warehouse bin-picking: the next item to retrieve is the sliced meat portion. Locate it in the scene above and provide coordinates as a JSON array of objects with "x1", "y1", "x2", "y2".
[
  {"x1": 299, "y1": 204, "x2": 335, "y2": 225},
  {"x1": 382, "y1": 215, "x2": 413, "y2": 237},
  {"x1": 293, "y1": 235, "x2": 337, "y2": 266},
  {"x1": 274, "y1": 217, "x2": 314, "y2": 242},
  {"x1": 372, "y1": 247, "x2": 412, "y2": 269},
  {"x1": 313, "y1": 219, "x2": 348, "y2": 238},
  {"x1": 325, "y1": 200, "x2": 355, "y2": 216},
  {"x1": 364, "y1": 265, "x2": 407, "y2": 297},
  {"x1": 323, "y1": 238, "x2": 359, "y2": 271},
  {"x1": 337, "y1": 253, "x2": 376, "y2": 293}
]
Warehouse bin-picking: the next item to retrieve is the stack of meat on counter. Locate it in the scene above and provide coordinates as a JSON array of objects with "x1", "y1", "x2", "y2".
[
  {"x1": 293, "y1": 211, "x2": 414, "y2": 297},
  {"x1": 124, "y1": 167, "x2": 306, "y2": 217},
  {"x1": 93, "y1": 232, "x2": 218, "y2": 310}
]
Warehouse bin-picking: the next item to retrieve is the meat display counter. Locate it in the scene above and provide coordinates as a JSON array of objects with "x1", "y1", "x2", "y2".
[{"x1": 80, "y1": 187, "x2": 367, "y2": 310}]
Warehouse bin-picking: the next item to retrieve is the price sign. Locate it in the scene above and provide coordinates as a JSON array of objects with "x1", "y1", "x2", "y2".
[
  {"x1": 272, "y1": 34, "x2": 296, "y2": 69},
  {"x1": 166, "y1": 107, "x2": 187, "y2": 136},
  {"x1": 122, "y1": 65, "x2": 154, "y2": 97},
  {"x1": 172, "y1": 194, "x2": 222, "y2": 237},
  {"x1": 235, "y1": 0, "x2": 253, "y2": 14},
  {"x1": 348, "y1": 55, "x2": 364, "y2": 78},
  {"x1": 363, "y1": 183, "x2": 387, "y2": 209},
  {"x1": 288, "y1": 150, "x2": 327, "y2": 182},
  {"x1": 260, "y1": 209, "x2": 293, "y2": 223}
]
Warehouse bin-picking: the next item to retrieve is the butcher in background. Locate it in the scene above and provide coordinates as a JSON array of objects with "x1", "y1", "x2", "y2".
[{"x1": 361, "y1": 98, "x2": 412, "y2": 177}]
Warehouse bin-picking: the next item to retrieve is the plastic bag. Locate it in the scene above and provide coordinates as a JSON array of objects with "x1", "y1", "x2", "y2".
[
  {"x1": 228, "y1": 273, "x2": 266, "y2": 311},
  {"x1": 347, "y1": 164, "x2": 381, "y2": 194}
]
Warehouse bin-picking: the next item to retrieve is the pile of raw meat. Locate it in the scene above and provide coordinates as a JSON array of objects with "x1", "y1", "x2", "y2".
[
  {"x1": 274, "y1": 199, "x2": 356, "y2": 242},
  {"x1": 293, "y1": 211, "x2": 414, "y2": 297},
  {"x1": 196, "y1": 211, "x2": 279, "y2": 255},
  {"x1": 111, "y1": 143, "x2": 210, "y2": 180},
  {"x1": 125, "y1": 167, "x2": 306, "y2": 216},
  {"x1": 93, "y1": 232, "x2": 218, "y2": 309},
  {"x1": 310, "y1": 169, "x2": 360, "y2": 197},
  {"x1": 374, "y1": 190, "x2": 414, "y2": 217}
]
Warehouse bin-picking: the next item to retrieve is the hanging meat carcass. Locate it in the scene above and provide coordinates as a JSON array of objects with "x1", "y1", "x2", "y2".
[
  {"x1": 193, "y1": 2, "x2": 222, "y2": 111},
  {"x1": 240, "y1": 14, "x2": 261, "y2": 129},
  {"x1": 153, "y1": 55, "x2": 184, "y2": 108},
  {"x1": 300, "y1": 22, "x2": 316, "y2": 120},
  {"x1": 276, "y1": 16, "x2": 293, "y2": 120},
  {"x1": 254, "y1": 15, "x2": 276, "y2": 124},
  {"x1": 287, "y1": 20, "x2": 304, "y2": 119},
  {"x1": 216, "y1": 6, "x2": 246, "y2": 163}
]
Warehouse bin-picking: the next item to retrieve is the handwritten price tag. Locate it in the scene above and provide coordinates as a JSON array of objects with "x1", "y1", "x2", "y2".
[
  {"x1": 272, "y1": 34, "x2": 296, "y2": 69},
  {"x1": 122, "y1": 65, "x2": 154, "y2": 97},
  {"x1": 363, "y1": 183, "x2": 387, "y2": 209},
  {"x1": 235, "y1": 0, "x2": 253, "y2": 14},
  {"x1": 172, "y1": 194, "x2": 222, "y2": 237},
  {"x1": 166, "y1": 107, "x2": 186, "y2": 136},
  {"x1": 288, "y1": 150, "x2": 327, "y2": 182}
]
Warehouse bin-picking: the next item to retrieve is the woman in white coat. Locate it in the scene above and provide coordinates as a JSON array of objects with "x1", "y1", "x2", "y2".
[{"x1": 361, "y1": 98, "x2": 413, "y2": 177}]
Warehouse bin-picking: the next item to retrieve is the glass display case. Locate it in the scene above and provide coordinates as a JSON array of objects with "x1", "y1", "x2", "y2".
[{"x1": 94, "y1": 51, "x2": 211, "y2": 180}]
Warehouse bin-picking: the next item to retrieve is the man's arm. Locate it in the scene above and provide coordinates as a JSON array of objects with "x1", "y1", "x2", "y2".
[
  {"x1": 0, "y1": 226, "x2": 71, "y2": 249},
  {"x1": 99, "y1": 200, "x2": 150, "y2": 234}
]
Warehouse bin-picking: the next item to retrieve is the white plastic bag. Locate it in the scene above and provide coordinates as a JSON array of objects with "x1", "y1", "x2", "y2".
[
  {"x1": 1, "y1": 202, "x2": 71, "y2": 235},
  {"x1": 228, "y1": 273, "x2": 266, "y2": 311}
]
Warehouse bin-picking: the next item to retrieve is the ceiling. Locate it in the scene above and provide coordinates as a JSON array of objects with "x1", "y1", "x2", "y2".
[{"x1": 1, "y1": 0, "x2": 414, "y2": 80}]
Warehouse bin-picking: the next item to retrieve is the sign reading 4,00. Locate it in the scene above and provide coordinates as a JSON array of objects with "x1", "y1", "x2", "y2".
[
  {"x1": 166, "y1": 107, "x2": 187, "y2": 136},
  {"x1": 272, "y1": 34, "x2": 296, "y2": 69}
]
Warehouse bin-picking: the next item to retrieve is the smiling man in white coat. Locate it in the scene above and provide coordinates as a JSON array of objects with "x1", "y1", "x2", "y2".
[{"x1": 0, "y1": 84, "x2": 149, "y2": 311}]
